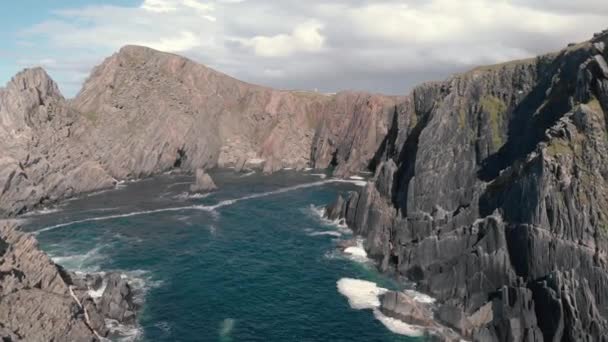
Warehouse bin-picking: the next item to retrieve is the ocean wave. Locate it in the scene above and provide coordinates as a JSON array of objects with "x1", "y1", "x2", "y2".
[
  {"x1": 219, "y1": 318, "x2": 236, "y2": 341},
  {"x1": 343, "y1": 238, "x2": 371, "y2": 263},
  {"x1": 21, "y1": 207, "x2": 61, "y2": 217},
  {"x1": 240, "y1": 171, "x2": 256, "y2": 177},
  {"x1": 174, "y1": 192, "x2": 211, "y2": 200},
  {"x1": 105, "y1": 318, "x2": 143, "y2": 342},
  {"x1": 349, "y1": 176, "x2": 365, "y2": 180},
  {"x1": 336, "y1": 278, "x2": 387, "y2": 310},
  {"x1": 308, "y1": 230, "x2": 342, "y2": 238},
  {"x1": 120, "y1": 269, "x2": 163, "y2": 305},
  {"x1": 311, "y1": 173, "x2": 327, "y2": 179},
  {"x1": 306, "y1": 204, "x2": 350, "y2": 232},
  {"x1": 35, "y1": 179, "x2": 364, "y2": 235},
  {"x1": 50, "y1": 245, "x2": 108, "y2": 273},
  {"x1": 372, "y1": 309, "x2": 424, "y2": 336},
  {"x1": 404, "y1": 289, "x2": 437, "y2": 304},
  {"x1": 336, "y1": 278, "x2": 424, "y2": 337}
]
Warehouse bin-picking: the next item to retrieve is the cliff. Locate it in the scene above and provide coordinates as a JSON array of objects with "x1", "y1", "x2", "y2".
[
  {"x1": 0, "y1": 221, "x2": 136, "y2": 341},
  {"x1": 0, "y1": 46, "x2": 397, "y2": 216},
  {"x1": 329, "y1": 30, "x2": 608, "y2": 340}
]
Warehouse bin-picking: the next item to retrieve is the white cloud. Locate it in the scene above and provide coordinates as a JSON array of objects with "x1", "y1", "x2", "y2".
[
  {"x1": 134, "y1": 31, "x2": 201, "y2": 52},
  {"x1": 141, "y1": 0, "x2": 178, "y2": 13},
  {"x1": 242, "y1": 20, "x2": 325, "y2": 57},
  {"x1": 11, "y1": 0, "x2": 608, "y2": 98}
]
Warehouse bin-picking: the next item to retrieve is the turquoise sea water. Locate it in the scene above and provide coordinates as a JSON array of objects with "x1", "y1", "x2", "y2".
[{"x1": 23, "y1": 170, "x2": 419, "y2": 342}]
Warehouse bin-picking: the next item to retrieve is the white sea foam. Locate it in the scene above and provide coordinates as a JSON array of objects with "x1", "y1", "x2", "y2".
[
  {"x1": 306, "y1": 204, "x2": 350, "y2": 232},
  {"x1": 308, "y1": 230, "x2": 342, "y2": 237},
  {"x1": 304, "y1": 167, "x2": 313, "y2": 171},
  {"x1": 175, "y1": 192, "x2": 211, "y2": 200},
  {"x1": 88, "y1": 278, "x2": 107, "y2": 299},
  {"x1": 349, "y1": 176, "x2": 365, "y2": 180},
  {"x1": 343, "y1": 239, "x2": 371, "y2": 263},
  {"x1": 86, "y1": 207, "x2": 121, "y2": 213},
  {"x1": 105, "y1": 318, "x2": 143, "y2": 342},
  {"x1": 404, "y1": 289, "x2": 437, "y2": 304},
  {"x1": 219, "y1": 318, "x2": 236, "y2": 341},
  {"x1": 337, "y1": 278, "x2": 387, "y2": 309},
  {"x1": 311, "y1": 173, "x2": 327, "y2": 179},
  {"x1": 373, "y1": 309, "x2": 424, "y2": 336},
  {"x1": 240, "y1": 171, "x2": 256, "y2": 177},
  {"x1": 35, "y1": 179, "x2": 366, "y2": 235},
  {"x1": 332, "y1": 179, "x2": 367, "y2": 187},
  {"x1": 154, "y1": 321, "x2": 172, "y2": 334},
  {"x1": 22, "y1": 207, "x2": 61, "y2": 217},
  {"x1": 337, "y1": 278, "x2": 425, "y2": 337},
  {"x1": 50, "y1": 245, "x2": 107, "y2": 272}
]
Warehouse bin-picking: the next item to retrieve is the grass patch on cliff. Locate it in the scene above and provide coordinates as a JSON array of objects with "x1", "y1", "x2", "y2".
[
  {"x1": 546, "y1": 139, "x2": 572, "y2": 156},
  {"x1": 82, "y1": 111, "x2": 99, "y2": 122},
  {"x1": 480, "y1": 95, "x2": 507, "y2": 148}
]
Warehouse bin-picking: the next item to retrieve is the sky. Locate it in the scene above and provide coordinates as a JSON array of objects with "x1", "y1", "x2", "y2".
[{"x1": 1, "y1": 0, "x2": 608, "y2": 98}]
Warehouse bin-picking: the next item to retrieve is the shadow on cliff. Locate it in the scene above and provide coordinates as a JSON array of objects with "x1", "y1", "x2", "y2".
[{"x1": 477, "y1": 48, "x2": 592, "y2": 217}]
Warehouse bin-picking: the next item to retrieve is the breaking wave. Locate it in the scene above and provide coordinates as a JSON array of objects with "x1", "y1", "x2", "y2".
[{"x1": 336, "y1": 278, "x2": 424, "y2": 337}]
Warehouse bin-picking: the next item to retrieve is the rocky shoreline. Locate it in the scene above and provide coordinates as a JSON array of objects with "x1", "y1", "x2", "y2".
[
  {"x1": 325, "y1": 29, "x2": 608, "y2": 341},
  {"x1": 0, "y1": 221, "x2": 138, "y2": 341},
  {"x1": 1, "y1": 24, "x2": 608, "y2": 341}
]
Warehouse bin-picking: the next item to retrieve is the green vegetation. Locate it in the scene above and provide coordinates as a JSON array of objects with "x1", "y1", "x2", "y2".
[
  {"x1": 458, "y1": 107, "x2": 467, "y2": 129},
  {"x1": 83, "y1": 111, "x2": 99, "y2": 122},
  {"x1": 586, "y1": 97, "x2": 604, "y2": 114},
  {"x1": 546, "y1": 139, "x2": 572, "y2": 157},
  {"x1": 480, "y1": 95, "x2": 507, "y2": 148}
]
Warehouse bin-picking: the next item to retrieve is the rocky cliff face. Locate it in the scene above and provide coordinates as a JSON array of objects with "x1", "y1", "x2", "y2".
[
  {"x1": 0, "y1": 46, "x2": 396, "y2": 216},
  {"x1": 329, "y1": 30, "x2": 608, "y2": 340},
  {"x1": 0, "y1": 221, "x2": 137, "y2": 341},
  {"x1": 71, "y1": 45, "x2": 396, "y2": 179},
  {"x1": 0, "y1": 69, "x2": 116, "y2": 216}
]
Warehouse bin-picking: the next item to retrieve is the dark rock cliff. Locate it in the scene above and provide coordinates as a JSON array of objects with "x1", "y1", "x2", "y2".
[{"x1": 329, "y1": 30, "x2": 608, "y2": 340}]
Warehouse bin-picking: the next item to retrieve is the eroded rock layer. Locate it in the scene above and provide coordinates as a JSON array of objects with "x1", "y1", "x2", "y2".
[
  {"x1": 329, "y1": 30, "x2": 608, "y2": 341},
  {"x1": 0, "y1": 221, "x2": 137, "y2": 341},
  {"x1": 0, "y1": 46, "x2": 397, "y2": 216}
]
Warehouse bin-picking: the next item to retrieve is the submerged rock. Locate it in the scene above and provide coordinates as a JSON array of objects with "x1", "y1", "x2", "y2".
[{"x1": 190, "y1": 168, "x2": 217, "y2": 193}]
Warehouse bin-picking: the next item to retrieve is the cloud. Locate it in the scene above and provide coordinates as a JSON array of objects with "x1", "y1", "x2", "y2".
[
  {"x1": 134, "y1": 31, "x2": 201, "y2": 52},
  {"x1": 11, "y1": 0, "x2": 608, "y2": 98},
  {"x1": 241, "y1": 20, "x2": 325, "y2": 57}
]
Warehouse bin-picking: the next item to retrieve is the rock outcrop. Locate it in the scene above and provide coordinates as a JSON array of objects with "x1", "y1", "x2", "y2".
[
  {"x1": 0, "y1": 221, "x2": 138, "y2": 341},
  {"x1": 190, "y1": 168, "x2": 217, "y2": 193},
  {"x1": 0, "y1": 46, "x2": 396, "y2": 216},
  {"x1": 328, "y1": 31, "x2": 608, "y2": 341}
]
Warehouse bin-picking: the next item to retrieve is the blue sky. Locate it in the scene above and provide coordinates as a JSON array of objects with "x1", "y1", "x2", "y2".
[{"x1": 2, "y1": 0, "x2": 608, "y2": 97}]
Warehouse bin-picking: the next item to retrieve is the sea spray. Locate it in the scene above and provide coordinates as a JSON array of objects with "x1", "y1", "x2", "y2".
[{"x1": 336, "y1": 278, "x2": 424, "y2": 337}]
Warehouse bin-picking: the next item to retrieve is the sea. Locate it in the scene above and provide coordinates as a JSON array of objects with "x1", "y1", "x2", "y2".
[{"x1": 22, "y1": 170, "x2": 425, "y2": 342}]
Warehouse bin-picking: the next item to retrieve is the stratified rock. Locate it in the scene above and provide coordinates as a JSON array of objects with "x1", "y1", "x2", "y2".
[
  {"x1": 0, "y1": 47, "x2": 396, "y2": 215},
  {"x1": 98, "y1": 273, "x2": 136, "y2": 325},
  {"x1": 0, "y1": 221, "x2": 103, "y2": 341},
  {"x1": 380, "y1": 291, "x2": 433, "y2": 326},
  {"x1": 328, "y1": 31, "x2": 608, "y2": 341},
  {"x1": 189, "y1": 168, "x2": 217, "y2": 193},
  {"x1": 0, "y1": 222, "x2": 141, "y2": 341},
  {"x1": 325, "y1": 194, "x2": 345, "y2": 221}
]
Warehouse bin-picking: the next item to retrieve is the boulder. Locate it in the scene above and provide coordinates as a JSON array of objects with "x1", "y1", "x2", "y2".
[
  {"x1": 98, "y1": 273, "x2": 136, "y2": 325},
  {"x1": 190, "y1": 168, "x2": 217, "y2": 193}
]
